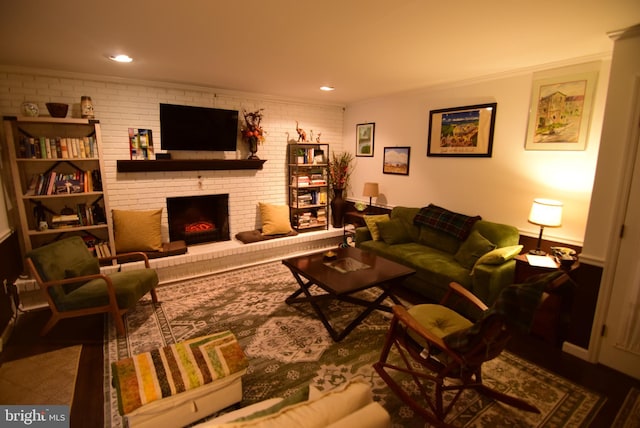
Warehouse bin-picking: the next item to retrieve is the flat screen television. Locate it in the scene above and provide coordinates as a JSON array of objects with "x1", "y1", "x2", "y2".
[{"x1": 160, "y1": 103, "x2": 239, "y2": 151}]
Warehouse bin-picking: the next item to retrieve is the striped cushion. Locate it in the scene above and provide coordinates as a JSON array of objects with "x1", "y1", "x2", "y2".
[{"x1": 112, "y1": 331, "x2": 248, "y2": 415}]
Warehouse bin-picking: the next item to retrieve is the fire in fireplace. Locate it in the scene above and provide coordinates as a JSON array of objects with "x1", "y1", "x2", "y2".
[{"x1": 166, "y1": 194, "x2": 230, "y2": 245}]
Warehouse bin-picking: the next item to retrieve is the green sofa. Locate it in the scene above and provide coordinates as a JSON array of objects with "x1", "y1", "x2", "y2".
[{"x1": 355, "y1": 206, "x2": 521, "y2": 313}]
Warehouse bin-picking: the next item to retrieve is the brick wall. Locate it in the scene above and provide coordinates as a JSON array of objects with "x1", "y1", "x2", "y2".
[{"x1": 0, "y1": 69, "x2": 345, "y2": 240}]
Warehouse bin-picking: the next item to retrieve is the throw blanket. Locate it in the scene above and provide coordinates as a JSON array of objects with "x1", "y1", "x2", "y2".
[
  {"x1": 443, "y1": 271, "x2": 564, "y2": 353},
  {"x1": 112, "y1": 331, "x2": 248, "y2": 415},
  {"x1": 413, "y1": 204, "x2": 481, "y2": 240}
]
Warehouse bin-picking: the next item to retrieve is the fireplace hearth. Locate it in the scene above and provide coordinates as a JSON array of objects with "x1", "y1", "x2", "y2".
[{"x1": 167, "y1": 194, "x2": 230, "y2": 245}]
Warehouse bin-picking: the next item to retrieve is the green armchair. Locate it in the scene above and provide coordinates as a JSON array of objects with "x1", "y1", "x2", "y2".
[{"x1": 26, "y1": 236, "x2": 159, "y2": 336}]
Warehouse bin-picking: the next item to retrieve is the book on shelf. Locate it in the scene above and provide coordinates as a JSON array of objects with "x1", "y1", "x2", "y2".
[
  {"x1": 51, "y1": 213, "x2": 81, "y2": 228},
  {"x1": 294, "y1": 147, "x2": 326, "y2": 165},
  {"x1": 129, "y1": 128, "x2": 155, "y2": 160},
  {"x1": 18, "y1": 135, "x2": 97, "y2": 159},
  {"x1": 25, "y1": 168, "x2": 100, "y2": 196}
]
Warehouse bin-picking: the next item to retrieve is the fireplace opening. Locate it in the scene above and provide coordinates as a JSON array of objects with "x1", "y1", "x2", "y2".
[{"x1": 167, "y1": 194, "x2": 230, "y2": 245}]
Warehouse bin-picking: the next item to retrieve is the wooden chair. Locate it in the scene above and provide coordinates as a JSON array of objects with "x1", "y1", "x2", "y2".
[
  {"x1": 374, "y1": 272, "x2": 568, "y2": 427},
  {"x1": 26, "y1": 236, "x2": 159, "y2": 336}
]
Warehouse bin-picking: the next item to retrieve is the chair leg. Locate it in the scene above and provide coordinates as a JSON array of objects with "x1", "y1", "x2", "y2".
[
  {"x1": 150, "y1": 288, "x2": 159, "y2": 304},
  {"x1": 40, "y1": 314, "x2": 60, "y2": 336},
  {"x1": 112, "y1": 312, "x2": 126, "y2": 335}
]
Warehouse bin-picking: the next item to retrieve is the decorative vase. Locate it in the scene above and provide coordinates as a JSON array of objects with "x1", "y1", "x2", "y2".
[
  {"x1": 331, "y1": 188, "x2": 346, "y2": 228},
  {"x1": 21, "y1": 102, "x2": 39, "y2": 117},
  {"x1": 247, "y1": 136, "x2": 259, "y2": 159}
]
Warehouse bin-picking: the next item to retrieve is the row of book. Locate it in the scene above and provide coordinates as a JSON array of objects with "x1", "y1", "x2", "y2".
[
  {"x1": 292, "y1": 173, "x2": 327, "y2": 187},
  {"x1": 81, "y1": 235, "x2": 111, "y2": 258},
  {"x1": 49, "y1": 203, "x2": 106, "y2": 229},
  {"x1": 25, "y1": 169, "x2": 102, "y2": 196},
  {"x1": 129, "y1": 128, "x2": 155, "y2": 160},
  {"x1": 18, "y1": 136, "x2": 98, "y2": 159},
  {"x1": 94, "y1": 241, "x2": 113, "y2": 258},
  {"x1": 292, "y1": 189, "x2": 328, "y2": 206},
  {"x1": 293, "y1": 147, "x2": 325, "y2": 165},
  {"x1": 293, "y1": 207, "x2": 327, "y2": 229}
]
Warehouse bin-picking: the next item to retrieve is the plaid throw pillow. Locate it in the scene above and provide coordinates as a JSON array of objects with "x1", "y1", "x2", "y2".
[{"x1": 413, "y1": 204, "x2": 481, "y2": 241}]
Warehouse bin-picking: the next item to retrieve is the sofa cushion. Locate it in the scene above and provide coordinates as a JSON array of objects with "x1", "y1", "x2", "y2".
[
  {"x1": 359, "y1": 241, "x2": 472, "y2": 288},
  {"x1": 59, "y1": 268, "x2": 158, "y2": 311},
  {"x1": 454, "y1": 230, "x2": 496, "y2": 269},
  {"x1": 363, "y1": 214, "x2": 390, "y2": 241},
  {"x1": 113, "y1": 208, "x2": 163, "y2": 253},
  {"x1": 413, "y1": 204, "x2": 481, "y2": 241},
  {"x1": 417, "y1": 225, "x2": 463, "y2": 254},
  {"x1": 377, "y1": 218, "x2": 412, "y2": 244}
]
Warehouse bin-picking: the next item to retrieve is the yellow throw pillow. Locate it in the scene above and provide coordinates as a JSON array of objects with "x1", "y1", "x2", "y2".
[
  {"x1": 259, "y1": 203, "x2": 292, "y2": 235},
  {"x1": 363, "y1": 214, "x2": 390, "y2": 241},
  {"x1": 113, "y1": 208, "x2": 163, "y2": 253},
  {"x1": 471, "y1": 244, "x2": 523, "y2": 275}
]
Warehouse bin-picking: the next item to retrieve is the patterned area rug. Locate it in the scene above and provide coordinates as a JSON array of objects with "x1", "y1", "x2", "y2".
[{"x1": 104, "y1": 262, "x2": 605, "y2": 427}]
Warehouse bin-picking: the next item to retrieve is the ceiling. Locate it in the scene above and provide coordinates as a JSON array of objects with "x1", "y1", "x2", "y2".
[{"x1": 1, "y1": 1, "x2": 639, "y2": 105}]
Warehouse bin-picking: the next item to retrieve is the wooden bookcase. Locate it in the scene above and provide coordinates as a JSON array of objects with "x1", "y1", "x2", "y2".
[
  {"x1": 287, "y1": 143, "x2": 330, "y2": 232},
  {"x1": 3, "y1": 116, "x2": 115, "y2": 260}
]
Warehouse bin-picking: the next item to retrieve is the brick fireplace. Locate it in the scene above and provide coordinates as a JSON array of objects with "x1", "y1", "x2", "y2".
[{"x1": 166, "y1": 194, "x2": 230, "y2": 245}]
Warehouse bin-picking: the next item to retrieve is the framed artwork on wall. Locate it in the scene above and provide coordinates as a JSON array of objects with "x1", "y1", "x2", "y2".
[
  {"x1": 383, "y1": 146, "x2": 410, "y2": 175},
  {"x1": 356, "y1": 122, "x2": 375, "y2": 157},
  {"x1": 427, "y1": 103, "x2": 497, "y2": 157},
  {"x1": 524, "y1": 70, "x2": 598, "y2": 151}
]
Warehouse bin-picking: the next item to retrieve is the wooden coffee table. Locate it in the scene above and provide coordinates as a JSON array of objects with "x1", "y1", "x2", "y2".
[{"x1": 282, "y1": 246, "x2": 415, "y2": 341}]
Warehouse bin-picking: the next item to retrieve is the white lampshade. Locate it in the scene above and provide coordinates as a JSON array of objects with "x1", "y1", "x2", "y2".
[
  {"x1": 363, "y1": 182, "x2": 379, "y2": 198},
  {"x1": 528, "y1": 198, "x2": 563, "y2": 228}
]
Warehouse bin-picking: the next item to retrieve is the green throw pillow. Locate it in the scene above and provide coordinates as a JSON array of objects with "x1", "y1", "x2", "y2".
[
  {"x1": 454, "y1": 230, "x2": 496, "y2": 269},
  {"x1": 363, "y1": 214, "x2": 390, "y2": 241},
  {"x1": 471, "y1": 244, "x2": 523, "y2": 274},
  {"x1": 377, "y1": 218, "x2": 412, "y2": 244}
]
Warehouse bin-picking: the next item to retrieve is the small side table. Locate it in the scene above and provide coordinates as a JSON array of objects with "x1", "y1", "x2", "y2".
[
  {"x1": 344, "y1": 210, "x2": 367, "y2": 227},
  {"x1": 514, "y1": 253, "x2": 578, "y2": 345}
]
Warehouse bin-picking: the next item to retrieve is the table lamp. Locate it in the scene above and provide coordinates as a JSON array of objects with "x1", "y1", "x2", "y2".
[
  {"x1": 363, "y1": 182, "x2": 379, "y2": 211},
  {"x1": 527, "y1": 198, "x2": 563, "y2": 255}
]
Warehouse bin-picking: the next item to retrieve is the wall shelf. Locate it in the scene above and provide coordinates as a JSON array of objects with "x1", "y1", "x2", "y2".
[{"x1": 116, "y1": 159, "x2": 266, "y2": 172}]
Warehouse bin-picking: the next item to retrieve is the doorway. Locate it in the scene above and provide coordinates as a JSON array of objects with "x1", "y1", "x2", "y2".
[{"x1": 597, "y1": 80, "x2": 640, "y2": 379}]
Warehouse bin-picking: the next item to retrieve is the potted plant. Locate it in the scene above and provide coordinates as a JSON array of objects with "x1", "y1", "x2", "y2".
[{"x1": 328, "y1": 151, "x2": 354, "y2": 227}]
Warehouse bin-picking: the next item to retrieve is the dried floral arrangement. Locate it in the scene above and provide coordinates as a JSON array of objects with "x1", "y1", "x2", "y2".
[
  {"x1": 328, "y1": 151, "x2": 354, "y2": 195},
  {"x1": 241, "y1": 109, "x2": 266, "y2": 144}
]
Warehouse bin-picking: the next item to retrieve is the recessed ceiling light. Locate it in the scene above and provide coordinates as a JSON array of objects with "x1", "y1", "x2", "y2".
[
  {"x1": 320, "y1": 86, "x2": 335, "y2": 92},
  {"x1": 109, "y1": 54, "x2": 133, "y2": 63}
]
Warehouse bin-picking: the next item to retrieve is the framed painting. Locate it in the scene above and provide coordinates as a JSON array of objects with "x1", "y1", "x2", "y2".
[
  {"x1": 427, "y1": 103, "x2": 497, "y2": 157},
  {"x1": 383, "y1": 146, "x2": 410, "y2": 175},
  {"x1": 356, "y1": 122, "x2": 375, "y2": 157},
  {"x1": 524, "y1": 70, "x2": 598, "y2": 150}
]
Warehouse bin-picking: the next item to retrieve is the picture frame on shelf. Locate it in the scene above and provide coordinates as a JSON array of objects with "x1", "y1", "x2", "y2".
[
  {"x1": 427, "y1": 103, "x2": 497, "y2": 157},
  {"x1": 356, "y1": 123, "x2": 375, "y2": 157},
  {"x1": 383, "y1": 146, "x2": 410, "y2": 175},
  {"x1": 524, "y1": 70, "x2": 598, "y2": 151}
]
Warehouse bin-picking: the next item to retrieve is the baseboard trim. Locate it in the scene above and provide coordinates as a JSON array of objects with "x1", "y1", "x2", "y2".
[
  {"x1": 562, "y1": 341, "x2": 592, "y2": 361},
  {"x1": 0, "y1": 315, "x2": 16, "y2": 354}
]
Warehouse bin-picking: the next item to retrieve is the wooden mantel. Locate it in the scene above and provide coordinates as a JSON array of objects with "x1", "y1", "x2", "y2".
[{"x1": 116, "y1": 159, "x2": 266, "y2": 172}]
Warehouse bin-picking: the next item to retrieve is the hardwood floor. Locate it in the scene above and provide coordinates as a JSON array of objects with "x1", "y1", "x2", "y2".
[{"x1": 2, "y1": 305, "x2": 639, "y2": 427}]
